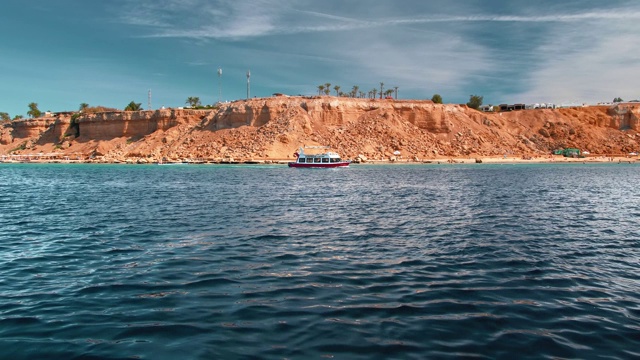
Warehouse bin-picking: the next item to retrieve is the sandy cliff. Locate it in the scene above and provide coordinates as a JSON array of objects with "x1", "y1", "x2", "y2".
[{"x1": 2, "y1": 97, "x2": 639, "y2": 162}]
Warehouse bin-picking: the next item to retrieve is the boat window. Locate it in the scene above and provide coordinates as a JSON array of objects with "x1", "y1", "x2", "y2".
[
  {"x1": 314, "y1": 158, "x2": 321, "y2": 163},
  {"x1": 322, "y1": 158, "x2": 329, "y2": 163},
  {"x1": 299, "y1": 158, "x2": 305, "y2": 163}
]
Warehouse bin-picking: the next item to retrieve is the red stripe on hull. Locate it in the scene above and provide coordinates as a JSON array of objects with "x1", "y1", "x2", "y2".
[{"x1": 288, "y1": 162, "x2": 350, "y2": 168}]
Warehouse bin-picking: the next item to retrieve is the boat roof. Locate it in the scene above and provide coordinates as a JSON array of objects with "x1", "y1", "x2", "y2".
[
  {"x1": 300, "y1": 152, "x2": 340, "y2": 158},
  {"x1": 297, "y1": 146, "x2": 341, "y2": 158}
]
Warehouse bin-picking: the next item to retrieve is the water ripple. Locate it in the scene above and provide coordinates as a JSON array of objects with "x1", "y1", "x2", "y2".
[{"x1": 0, "y1": 163, "x2": 639, "y2": 359}]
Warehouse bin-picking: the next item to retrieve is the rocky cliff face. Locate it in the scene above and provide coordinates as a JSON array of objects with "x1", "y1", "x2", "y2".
[
  {"x1": 78, "y1": 109, "x2": 210, "y2": 140},
  {"x1": 1, "y1": 116, "x2": 72, "y2": 148},
  {"x1": 2, "y1": 97, "x2": 639, "y2": 162},
  {"x1": 608, "y1": 103, "x2": 640, "y2": 130}
]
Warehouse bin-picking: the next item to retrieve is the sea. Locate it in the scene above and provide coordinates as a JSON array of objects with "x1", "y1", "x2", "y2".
[{"x1": 0, "y1": 163, "x2": 638, "y2": 359}]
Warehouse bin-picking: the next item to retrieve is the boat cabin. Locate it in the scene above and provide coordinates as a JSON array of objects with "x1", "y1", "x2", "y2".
[
  {"x1": 290, "y1": 146, "x2": 350, "y2": 168},
  {"x1": 295, "y1": 153, "x2": 344, "y2": 164}
]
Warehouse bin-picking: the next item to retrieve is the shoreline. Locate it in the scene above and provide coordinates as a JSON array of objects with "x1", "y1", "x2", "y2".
[{"x1": 1, "y1": 155, "x2": 638, "y2": 165}]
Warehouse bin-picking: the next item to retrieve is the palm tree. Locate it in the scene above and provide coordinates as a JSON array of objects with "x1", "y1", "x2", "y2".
[
  {"x1": 372, "y1": 89, "x2": 378, "y2": 99},
  {"x1": 318, "y1": 85, "x2": 325, "y2": 96},
  {"x1": 351, "y1": 85, "x2": 359, "y2": 98},
  {"x1": 394, "y1": 86, "x2": 398, "y2": 99},
  {"x1": 359, "y1": 91, "x2": 365, "y2": 98},
  {"x1": 27, "y1": 102, "x2": 41, "y2": 118},
  {"x1": 79, "y1": 103, "x2": 89, "y2": 112},
  {"x1": 379, "y1": 82, "x2": 384, "y2": 99},
  {"x1": 334, "y1": 85, "x2": 341, "y2": 96},
  {"x1": 124, "y1": 101, "x2": 142, "y2": 111},
  {"x1": 185, "y1": 97, "x2": 201, "y2": 108},
  {"x1": 322, "y1": 83, "x2": 330, "y2": 96}
]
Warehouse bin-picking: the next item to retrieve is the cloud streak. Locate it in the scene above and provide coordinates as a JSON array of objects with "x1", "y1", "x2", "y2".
[
  {"x1": 394, "y1": 11, "x2": 640, "y2": 25},
  {"x1": 124, "y1": 2, "x2": 640, "y2": 40}
]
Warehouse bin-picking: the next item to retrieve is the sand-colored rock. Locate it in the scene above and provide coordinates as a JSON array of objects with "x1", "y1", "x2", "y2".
[
  {"x1": 79, "y1": 109, "x2": 208, "y2": 140},
  {"x1": 1, "y1": 97, "x2": 639, "y2": 162}
]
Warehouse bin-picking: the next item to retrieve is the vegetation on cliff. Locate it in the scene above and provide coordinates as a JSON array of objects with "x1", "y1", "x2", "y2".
[
  {"x1": 124, "y1": 101, "x2": 143, "y2": 111},
  {"x1": 316, "y1": 82, "x2": 399, "y2": 100},
  {"x1": 27, "y1": 103, "x2": 42, "y2": 118},
  {"x1": 467, "y1": 95, "x2": 483, "y2": 110}
]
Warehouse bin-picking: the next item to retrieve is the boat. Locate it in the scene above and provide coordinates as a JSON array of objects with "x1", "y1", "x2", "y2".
[{"x1": 288, "y1": 146, "x2": 350, "y2": 168}]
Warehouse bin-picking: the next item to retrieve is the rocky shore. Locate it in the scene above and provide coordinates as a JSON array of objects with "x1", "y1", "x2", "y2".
[{"x1": 1, "y1": 96, "x2": 639, "y2": 164}]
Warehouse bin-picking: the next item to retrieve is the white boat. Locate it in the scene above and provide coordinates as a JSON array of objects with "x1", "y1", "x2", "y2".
[{"x1": 288, "y1": 146, "x2": 350, "y2": 168}]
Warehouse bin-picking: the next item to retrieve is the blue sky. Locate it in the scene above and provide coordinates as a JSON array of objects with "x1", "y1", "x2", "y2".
[{"x1": 2, "y1": 0, "x2": 639, "y2": 117}]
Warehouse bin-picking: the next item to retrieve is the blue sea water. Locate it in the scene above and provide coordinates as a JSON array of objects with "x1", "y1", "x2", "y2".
[{"x1": 0, "y1": 163, "x2": 639, "y2": 359}]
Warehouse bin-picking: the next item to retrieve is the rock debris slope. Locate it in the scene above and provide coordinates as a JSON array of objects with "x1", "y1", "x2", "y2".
[{"x1": 1, "y1": 97, "x2": 639, "y2": 162}]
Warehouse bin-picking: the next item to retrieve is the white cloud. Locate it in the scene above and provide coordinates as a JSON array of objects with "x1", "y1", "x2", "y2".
[
  {"x1": 335, "y1": 33, "x2": 493, "y2": 96},
  {"x1": 118, "y1": 0, "x2": 282, "y2": 39},
  {"x1": 114, "y1": 0, "x2": 640, "y2": 103},
  {"x1": 508, "y1": 19, "x2": 640, "y2": 104}
]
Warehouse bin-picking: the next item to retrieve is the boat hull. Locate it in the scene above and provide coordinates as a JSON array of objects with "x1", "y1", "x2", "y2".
[{"x1": 288, "y1": 161, "x2": 350, "y2": 168}]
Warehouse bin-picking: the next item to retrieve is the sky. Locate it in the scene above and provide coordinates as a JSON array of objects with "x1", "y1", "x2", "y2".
[{"x1": 1, "y1": 0, "x2": 640, "y2": 117}]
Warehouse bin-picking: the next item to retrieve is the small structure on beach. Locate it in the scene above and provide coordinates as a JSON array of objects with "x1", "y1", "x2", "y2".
[{"x1": 553, "y1": 148, "x2": 583, "y2": 158}]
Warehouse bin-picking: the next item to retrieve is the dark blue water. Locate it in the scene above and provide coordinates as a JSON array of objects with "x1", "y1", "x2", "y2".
[{"x1": 1, "y1": 163, "x2": 639, "y2": 359}]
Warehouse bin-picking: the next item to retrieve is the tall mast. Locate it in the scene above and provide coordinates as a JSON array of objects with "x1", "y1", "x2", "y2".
[
  {"x1": 217, "y1": 67, "x2": 222, "y2": 104},
  {"x1": 246, "y1": 70, "x2": 251, "y2": 99}
]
